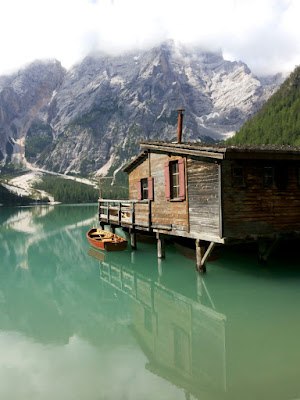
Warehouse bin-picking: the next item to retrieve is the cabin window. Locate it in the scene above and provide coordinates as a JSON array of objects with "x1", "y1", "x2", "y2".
[
  {"x1": 141, "y1": 178, "x2": 148, "y2": 200},
  {"x1": 144, "y1": 308, "x2": 152, "y2": 333},
  {"x1": 137, "y1": 177, "x2": 154, "y2": 200},
  {"x1": 170, "y1": 161, "x2": 180, "y2": 199},
  {"x1": 298, "y1": 167, "x2": 300, "y2": 187},
  {"x1": 164, "y1": 158, "x2": 185, "y2": 201},
  {"x1": 232, "y1": 167, "x2": 245, "y2": 187},
  {"x1": 173, "y1": 326, "x2": 190, "y2": 372},
  {"x1": 263, "y1": 167, "x2": 275, "y2": 188},
  {"x1": 275, "y1": 166, "x2": 288, "y2": 190}
]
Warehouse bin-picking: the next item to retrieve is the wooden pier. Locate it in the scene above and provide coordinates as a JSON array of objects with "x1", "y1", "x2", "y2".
[{"x1": 98, "y1": 197, "x2": 223, "y2": 272}]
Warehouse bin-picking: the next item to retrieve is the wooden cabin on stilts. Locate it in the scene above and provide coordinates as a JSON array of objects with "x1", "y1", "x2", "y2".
[{"x1": 98, "y1": 109, "x2": 300, "y2": 272}]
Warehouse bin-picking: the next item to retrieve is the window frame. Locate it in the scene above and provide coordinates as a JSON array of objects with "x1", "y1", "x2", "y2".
[
  {"x1": 164, "y1": 157, "x2": 186, "y2": 201},
  {"x1": 144, "y1": 307, "x2": 153, "y2": 333},
  {"x1": 141, "y1": 178, "x2": 148, "y2": 200},
  {"x1": 137, "y1": 176, "x2": 154, "y2": 201},
  {"x1": 170, "y1": 160, "x2": 180, "y2": 199},
  {"x1": 231, "y1": 166, "x2": 246, "y2": 188},
  {"x1": 263, "y1": 166, "x2": 275, "y2": 188}
]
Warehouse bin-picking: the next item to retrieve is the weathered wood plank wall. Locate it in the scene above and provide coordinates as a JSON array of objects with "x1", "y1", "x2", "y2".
[
  {"x1": 128, "y1": 153, "x2": 188, "y2": 231},
  {"x1": 129, "y1": 159, "x2": 150, "y2": 199},
  {"x1": 135, "y1": 203, "x2": 150, "y2": 227},
  {"x1": 187, "y1": 160, "x2": 220, "y2": 238},
  {"x1": 151, "y1": 154, "x2": 188, "y2": 230},
  {"x1": 222, "y1": 160, "x2": 300, "y2": 238}
]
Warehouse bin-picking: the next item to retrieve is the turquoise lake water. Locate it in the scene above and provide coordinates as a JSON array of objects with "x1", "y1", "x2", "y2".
[{"x1": 0, "y1": 204, "x2": 300, "y2": 400}]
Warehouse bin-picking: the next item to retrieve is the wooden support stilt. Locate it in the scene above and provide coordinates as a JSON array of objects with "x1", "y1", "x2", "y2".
[
  {"x1": 131, "y1": 250, "x2": 135, "y2": 264},
  {"x1": 184, "y1": 391, "x2": 191, "y2": 400},
  {"x1": 156, "y1": 233, "x2": 165, "y2": 259},
  {"x1": 100, "y1": 222, "x2": 105, "y2": 230},
  {"x1": 258, "y1": 237, "x2": 280, "y2": 264},
  {"x1": 118, "y1": 203, "x2": 121, "y2": 225},
  {"x1": 110, "y1": 225, "x2": 115, "y2": 234},
  {"x1": 158, "y1": 259, "x2": 163, "y2": 280},
  {"x1": 196, "y1": 239, "x2": 206, "y2": 273},
  {"x1": 258, "y1": 238, "x2": 268, "y2": 264},
  {"x1": 201, "y1": 241, "x2": 216, "y2": 266},
  {"x1": 130, "y1": 229, "x2": 137, "y2": 250},
  {"x1": 196, "y1": 240, "x2": 216, "y2": 273},
  {"x1": 197, "y1": 274, "x2": 203, "y2": 301}
]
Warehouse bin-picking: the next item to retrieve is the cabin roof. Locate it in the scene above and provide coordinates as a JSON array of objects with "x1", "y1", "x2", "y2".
[
  {"x1": 140, "y1": 141, "x2": 300, "y2": 155},
  {"x1": 123, "y1": 150, "x2": 148, "y2": 173},
  {"x1": 123, "y1": 141, "x2": 300, "y2": 172}
]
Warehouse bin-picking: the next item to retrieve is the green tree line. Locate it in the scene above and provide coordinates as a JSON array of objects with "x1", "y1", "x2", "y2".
[
  {"x1": 33, "y1": 176, "x2": 99, "y2": 204},
  {"x1": 0, "y1": 184, "x2": 34, "y2": 206},
  {"x1": 227, "y1": 66, "x2": 300, "y2": 146}
]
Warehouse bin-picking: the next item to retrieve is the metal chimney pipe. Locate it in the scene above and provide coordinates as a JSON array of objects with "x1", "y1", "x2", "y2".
[{"x1": 177, "y1": 108, "x2": 185, "y2": 143}]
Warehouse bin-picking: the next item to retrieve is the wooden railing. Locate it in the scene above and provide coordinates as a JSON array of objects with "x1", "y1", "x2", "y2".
[{"x1": 98, "y1": 199, "x2": 151, "y2": 230}]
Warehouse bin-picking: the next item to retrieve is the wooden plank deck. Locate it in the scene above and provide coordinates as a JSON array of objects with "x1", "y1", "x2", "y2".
[{"x1": 98, "y1": 198, "x2": 225, "y2": 243}]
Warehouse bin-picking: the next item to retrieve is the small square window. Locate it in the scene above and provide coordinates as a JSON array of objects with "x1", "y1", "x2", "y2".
[
  {"x1": 263, "y1": 167, "x2": 274, "y2": 188},
  {"x1": 232, "y1": 167, "x2": 245, "y2": 187}
]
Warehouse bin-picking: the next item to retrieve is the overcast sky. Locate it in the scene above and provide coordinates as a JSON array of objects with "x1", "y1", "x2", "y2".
[{"x1": 0, "y1": 0, "x2": 299, "y2": 76}]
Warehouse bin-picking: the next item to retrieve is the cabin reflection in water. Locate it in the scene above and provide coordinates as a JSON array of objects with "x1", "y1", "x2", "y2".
[{"x1": 99, "y1": 258, "x2": 227, "y2": 398}]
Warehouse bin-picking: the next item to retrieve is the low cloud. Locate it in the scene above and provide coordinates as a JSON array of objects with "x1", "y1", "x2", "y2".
[{"x1": 0, "y1": 0, "x2": 299, "y2": 76}]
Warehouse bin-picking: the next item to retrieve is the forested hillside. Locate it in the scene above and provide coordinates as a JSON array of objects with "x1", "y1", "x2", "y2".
[
  {"x1": 227, "y1": 66, "x2": 300, "y2": 146},
  {"x1": 33, "y1": 176, "x2": 98, "y2": 204},
  {"x1": 32, "y1": 174, "x2": 128, "y2": 204},
  {"x1": 0, "y1": 184, "x2": 35, "y2": 206}
]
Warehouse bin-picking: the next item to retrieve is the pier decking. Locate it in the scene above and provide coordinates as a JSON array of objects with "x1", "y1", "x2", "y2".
[{"x1": 99, "y1": 199, "x2": 151, "y2": 231}]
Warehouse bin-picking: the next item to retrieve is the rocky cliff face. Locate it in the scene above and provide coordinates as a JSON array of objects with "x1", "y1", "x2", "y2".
[
  {"x1": 0, "y1": 41, "x2": 283, "y2": 175},
  {"x1": 0, "y1": 60, "x2": 65, "y2": 165}
]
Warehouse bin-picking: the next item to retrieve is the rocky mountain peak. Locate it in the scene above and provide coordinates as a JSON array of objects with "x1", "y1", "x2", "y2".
[
  {"x1": 0, "y1": 42, "x2": 284, "y2": 176},
  {"x1": 0, "y1": 60, "x2": 65, "y2": 164}
]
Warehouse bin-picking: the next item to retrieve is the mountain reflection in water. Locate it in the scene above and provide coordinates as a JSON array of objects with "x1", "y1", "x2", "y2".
[{"x1": 0, "y1": 204, "x2": 300, "y2": 400}]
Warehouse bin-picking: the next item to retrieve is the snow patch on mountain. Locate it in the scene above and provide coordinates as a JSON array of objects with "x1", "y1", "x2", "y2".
[{"x1": 95, "y1": 153, "x2": 115, "y2": 177}]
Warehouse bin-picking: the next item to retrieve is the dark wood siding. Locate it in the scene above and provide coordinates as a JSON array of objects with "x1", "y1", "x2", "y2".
[
  {"x1": 187, "y1": 159, "x2": 220, "y2": 239},
  {"x1": 222, "y1": 160, "x2": 300, "y2": 238}
]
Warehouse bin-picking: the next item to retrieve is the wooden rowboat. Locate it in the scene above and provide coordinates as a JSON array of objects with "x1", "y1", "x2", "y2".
[{"x1": 86, "y1": 228, "x2": 127, "y2": 252}]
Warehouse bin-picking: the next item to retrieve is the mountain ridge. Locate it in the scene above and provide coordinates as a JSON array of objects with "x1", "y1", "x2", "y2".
[{"x1": 0, "y1": 41, "x2": 284, "y2": 176}]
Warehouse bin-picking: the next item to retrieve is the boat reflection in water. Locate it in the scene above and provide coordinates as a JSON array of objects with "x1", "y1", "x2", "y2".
[{"x1": 90, "y1": 247, "x2": 227, "y2": 399}]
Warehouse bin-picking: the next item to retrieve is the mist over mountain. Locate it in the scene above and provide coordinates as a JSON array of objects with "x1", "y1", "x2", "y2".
[{"x1": 0, "y1": 41, "x2": 284, "y2": 176}]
